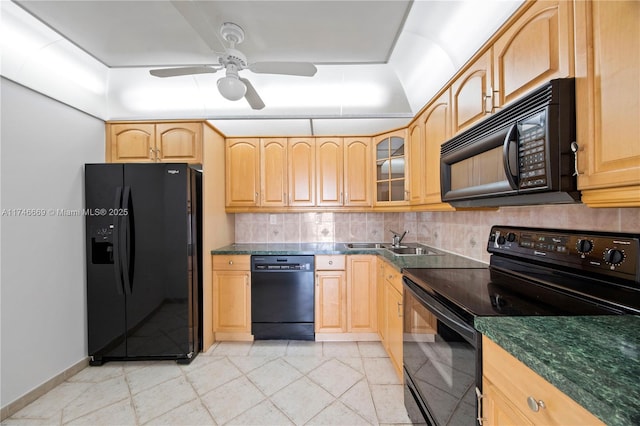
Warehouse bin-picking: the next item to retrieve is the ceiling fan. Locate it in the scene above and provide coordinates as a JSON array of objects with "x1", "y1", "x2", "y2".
[{"x1": 149, "y1": 22, "x2": 317, "y2": 110}]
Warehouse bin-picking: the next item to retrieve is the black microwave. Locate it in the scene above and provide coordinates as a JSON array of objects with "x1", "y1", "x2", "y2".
[{"x1": 440, "y1": 78, "x2": 580, "y2": 208}]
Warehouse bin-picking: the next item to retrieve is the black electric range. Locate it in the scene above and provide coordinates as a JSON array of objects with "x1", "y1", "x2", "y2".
[{"x1": 402, "y1": 225, "x2": 640, "y2": 426}]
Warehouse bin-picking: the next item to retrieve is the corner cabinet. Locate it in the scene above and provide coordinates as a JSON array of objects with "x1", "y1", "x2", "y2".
[
  {"x1": 574, "y1": 0, "x2": 640, "y2": 207},
  {"x1": 211, "y1": 255, "x2": 252, "y2": 341},
  {"x1": 482, "y1": 336, "x2": 604, "y2": 425},
  {"x1": 374, "y1": 129, "x2": 408, "y2": 207},
  {"x1": 225, "y1": 138, "x2": 260, "y2": 208},
  {"x1": 107, "y1": 122, "x2": 202, "y2": 164}
]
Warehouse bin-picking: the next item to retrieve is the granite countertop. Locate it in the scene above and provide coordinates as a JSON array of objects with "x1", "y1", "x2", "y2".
[
  {"x1": 475, "y1": 316, "x2": 640, "y2": 426},
  {"x1": 211, "y1": 242, "x2": 487, "y2": 270}
]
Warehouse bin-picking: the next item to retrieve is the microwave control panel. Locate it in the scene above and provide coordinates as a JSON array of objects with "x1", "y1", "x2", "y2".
[
  {"x1": 517, "y1": 111, "x2": 548, "y2": 189},
  {"x1": 488, "y1": 226, "x2": 639, "y2": 283}
]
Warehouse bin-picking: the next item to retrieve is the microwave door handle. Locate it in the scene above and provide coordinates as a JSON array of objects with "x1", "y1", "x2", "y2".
[{"x1": 502, "y1": 124, "x2": 519, "y2": 190}]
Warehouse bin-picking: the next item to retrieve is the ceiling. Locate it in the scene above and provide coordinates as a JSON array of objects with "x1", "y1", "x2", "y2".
[{"x1": 3, "y1": 0, "x2": 524, "y2": 136}]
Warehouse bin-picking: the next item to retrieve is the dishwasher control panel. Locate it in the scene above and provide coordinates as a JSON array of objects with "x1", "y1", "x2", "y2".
[{"x1": 251, "y1": 255, "x2": 314, "y2": 272}]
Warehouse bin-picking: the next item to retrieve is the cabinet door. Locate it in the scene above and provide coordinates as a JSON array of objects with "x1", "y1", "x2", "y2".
[
  {"x1": 155, "y1": 122, "x2": 202, "y2": 163},
  {"x1": 374, "y1": 129, "x2": 408, "y2": 205},
  {"x1": 377, "y1": 258, "x2": 386, "y2": 342},
  {"x1": 423, "y1": 90, "x2": 455, "y2": 208},
  {"x1": 316, "y1": 138, "x2": 344, "y2": 206},
  {"x1": 288, "y1": 138, "x2": 316, "y2": 206},
  {"x1": 451, "y1": 50, "x2": 492, "y2": 135},
  {"x1": 407, "y1": 122, "x2": 424, "y2": 205},
  {"x1": 343, "y1": 137, "x2": 372, "y2": 207},
  {"x1": 346, "y1": 255, "x2": 376, "y2": 333},
  {"x1": 574, "y1": 0, "x2": 640, "y2": 205},
  {"x1": 315, "y1": 270, "x2": 347, "y2": 333},
  {"x1": 109, "y1": 123, "x2": 156, "y2": 163},
  {"x1": 260, "y1": 138, "x2": 288, "y2": 207},
  {"x1": 493, "y1": 0, "x2": 573, "y2": 108},
  {"x1": 212, "y1": 270, "x2": 250, "y2": 333},
  {"x1": 225, "y1": 138, "x2": 260, "y2": 207},
  {"x1": 386, "y1": 282, "x2": 403, "y2": 380},
  {"x1": 482, "y1": 380, "x2": 534, "y2": 426}
]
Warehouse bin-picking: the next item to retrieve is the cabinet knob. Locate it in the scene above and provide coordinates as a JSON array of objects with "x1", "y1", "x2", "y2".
[
  {"x1": 228, "y1": 260, "x2": 233, "y2": 265},
  {"x1": 527, "y1": 396, "x2": 546, "y2": 412},
  {"x1": 328, "y1": 260, "x2": 333, "y2": 265}
]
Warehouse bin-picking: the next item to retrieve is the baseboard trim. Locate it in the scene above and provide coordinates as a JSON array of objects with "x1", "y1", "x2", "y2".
[{"x1": 0, "y1": 357, "x2": 89, "y2": 421}]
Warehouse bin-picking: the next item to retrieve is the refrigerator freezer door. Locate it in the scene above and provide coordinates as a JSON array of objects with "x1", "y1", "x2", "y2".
[{"x1": 85, "y1": 164, "x2": 127, "y2": 360}]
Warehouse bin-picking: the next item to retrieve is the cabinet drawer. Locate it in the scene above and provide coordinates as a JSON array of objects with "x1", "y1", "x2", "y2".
[
  {"x1": 483, "y1": 336, "x2": 604, "y2": 426},
  {"x1": 383, "y1": 261, "x2": 402, "y2": 293},
  {"x1": 315, "y1": 255, "x2": 346, "y2": 270},
  {"x1": 212, "y1": 255, "x2": 251, "y2": 271}
]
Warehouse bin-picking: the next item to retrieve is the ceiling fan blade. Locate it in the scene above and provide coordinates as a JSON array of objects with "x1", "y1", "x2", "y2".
[
  {"x1": 170, "y1": 0, "x2": 226, "y2": 52},
  {"x1": 149, "y1": 66, "x2": 219, "y2": 78},
  {"x1": 249, "y1": 61, "x2": 317, "y2": 77},
  {"x1": 240, "y1": 78, "x2": 265, "y2": 110}
]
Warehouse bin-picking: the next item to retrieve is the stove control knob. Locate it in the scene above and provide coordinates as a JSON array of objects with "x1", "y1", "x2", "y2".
[
  {"x1": 603, "y1": 249, "x2": 625, "y2": 266},
  {"x1": 506, "y1": 232, "x2": 517, "y2": 242},
  {"x1": 576, "y1": 239, "x2": 594, "y2": 254},
  {"x1": 497, "y1": 235, "x2": 506, "y2": 245}
]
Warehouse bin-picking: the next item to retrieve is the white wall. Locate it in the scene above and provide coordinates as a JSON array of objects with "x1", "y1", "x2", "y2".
[{"x1": 0, "y1": 78, "x2": 105, "y2": 407}]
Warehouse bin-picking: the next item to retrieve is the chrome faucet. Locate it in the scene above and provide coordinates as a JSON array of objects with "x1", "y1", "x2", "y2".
[{"x1": 389, "y1": 229, "x2": 408, "y2": 247}]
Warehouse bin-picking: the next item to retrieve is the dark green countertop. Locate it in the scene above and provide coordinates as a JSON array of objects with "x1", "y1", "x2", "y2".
[
  {"x1": 475, "y1": 316, "x2": 640, "y2": 426},
  {"x1": 211, "y1": 242, "x2": 487, "y2": 270}
]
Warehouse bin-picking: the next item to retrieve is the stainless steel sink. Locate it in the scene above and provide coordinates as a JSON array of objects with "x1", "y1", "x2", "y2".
[
  {"x1": 385, "y1": 243, "x2": 443, "y2": 256},
  {"x1": 344, "y1": 242, "x2": 387, "y2": 249}
]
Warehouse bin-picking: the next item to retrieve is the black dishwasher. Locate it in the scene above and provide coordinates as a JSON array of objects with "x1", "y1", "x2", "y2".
[{"x1": 251, "y1": 255, "x2": 315, "y2": 340}]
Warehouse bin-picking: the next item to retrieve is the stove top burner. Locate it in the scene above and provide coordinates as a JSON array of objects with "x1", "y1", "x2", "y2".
[{"x1": 403, "y1": 226, "x2": 640, "y2": 321}]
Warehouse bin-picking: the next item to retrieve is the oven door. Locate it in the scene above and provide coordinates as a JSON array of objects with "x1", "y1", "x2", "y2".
[{"x1": 403, "y1": 277, "x2": 481, "y2": 426}]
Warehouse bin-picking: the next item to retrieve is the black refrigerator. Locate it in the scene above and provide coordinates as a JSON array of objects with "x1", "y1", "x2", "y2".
[{"x1": 85, "y1": 163, "x2": 202, "y2": 365}]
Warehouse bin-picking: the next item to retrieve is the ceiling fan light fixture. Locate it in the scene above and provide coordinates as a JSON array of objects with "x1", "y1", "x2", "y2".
[{"x1": 217, "y1": 74, "x2": 246, "y2": 101}]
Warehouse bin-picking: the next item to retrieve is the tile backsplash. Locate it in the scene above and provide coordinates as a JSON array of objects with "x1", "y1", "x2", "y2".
[{"x1": 235, "y1": 204, "x2": 640, "y2": 263}]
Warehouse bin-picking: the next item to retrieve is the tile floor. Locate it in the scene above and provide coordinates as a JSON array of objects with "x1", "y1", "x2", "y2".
[{"x1": 3, "y1": 341, "x2": 412, "y2": 425}]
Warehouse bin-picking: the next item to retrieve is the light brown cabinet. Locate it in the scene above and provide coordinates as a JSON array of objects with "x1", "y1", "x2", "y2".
[
  {"x1": 260, "y1": 138, "x2": 288, "y2": 207},
  {"x1": 316, "y1": 138, "x2": 344, "y2": 207},
  {"x1": 409, "y1": 89, "x2": 454, "y2": 209},
  {"x1": 380, "y1": 259, "x2": 403, "y2": 380},
  {"x1": 107, "y1": 122, "x2": 202, "y2": 164},
  {"x1": 492, "y1": 0, "x2": 573, "y2": 108},
  {"x1": 451, "y1": 50, "x2": 493, "y2": 135},
  {"x1": 211, "y1": 255, "x2": 252, "y2": 340},
  {"x1": 344, "y1": 137, "x2": 372, "y2": 207},
  {"x1": 225, "y1": 138, "x2": 260, "y2": 208},
  {"x1": 315, "y1": 255, "x2": 347, "y2": 333},
  {"x1": 288, "y1": 138, "x2": 316, "y2": 207},
  {"x1": 574, "y1": 0, "x2": 640, "y2": 207},
  {"x1": 482, "y1": 336, "x2": 604, "y2": 426},
  {"x1": 374, "y1": 129, "x2": 408, "y2": 206},
  {"x1": 346, "y1": 255, "x2": 377, "y2": 333}
]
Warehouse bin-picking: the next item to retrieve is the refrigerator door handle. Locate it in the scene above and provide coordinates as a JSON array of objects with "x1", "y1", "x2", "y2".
[
  {"x1": 112, "y1": 186, "x2": 124, "y2": 296},
  {"x1": 121, "y1": 186, "x2": 134, "y2": 295}
]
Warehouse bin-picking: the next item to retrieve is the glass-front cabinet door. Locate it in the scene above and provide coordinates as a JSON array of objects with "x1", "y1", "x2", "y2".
[{"x1": 375, "y1": 129, "x2": 408, "y2": 205}]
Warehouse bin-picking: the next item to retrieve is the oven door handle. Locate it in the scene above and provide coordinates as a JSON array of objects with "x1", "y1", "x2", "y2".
[{"x1": 403, "y1": 277, "x2": 477, "y2": 344}]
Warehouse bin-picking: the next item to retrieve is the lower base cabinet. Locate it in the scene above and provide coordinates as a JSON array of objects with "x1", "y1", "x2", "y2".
[
  {"x1": 211, "y1": 255, "x2": 253, "y2": 341},
  {"x1": 482, "y1": 336, "x2": 604, "y2": 425},
  {"x1": 380, "y1": 259, "x2": 403, "y2": 380}
]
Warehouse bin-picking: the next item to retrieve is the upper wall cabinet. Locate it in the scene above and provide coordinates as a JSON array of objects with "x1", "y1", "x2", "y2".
[
  {"x1": 451, "y1": 50, "x2": 493, "y2": 135},
  {"x1": 107, "y1": 122, "x2": 202, "y2": 164},
  {"x1": 343, "y1": 138, "x2": 372, "y2": 207},
  {"x1": 574, "y1": 0, "x2": 640, "y2": 207},
  {"x1": 288, "y1": 138, "x2": 316, "y2": 207},
  {"x1": 316, "y1": 138, "x2": 344, "y2": 207},
  {"x1": 260, "y1": 138, "x2": 288, "y2": 207},
  {"x1": 409, "y1": 89, "x2": 453, "y2": 210},
  {"x1": 492, "y1": 0, "x2": 573, "y2": 108},
  {"x1": 225, "y1": 138, "x2": 260, "y2": 208},
  {"x1": 375, "y1": 130, "x2": 408, "y2": 206}
]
